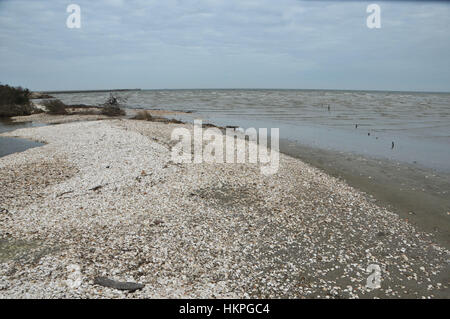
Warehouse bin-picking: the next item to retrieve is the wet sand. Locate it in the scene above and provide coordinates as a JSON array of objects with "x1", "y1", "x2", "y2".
[{"x1": 280, "y1": 140, "x2": 450, "y2": 249}]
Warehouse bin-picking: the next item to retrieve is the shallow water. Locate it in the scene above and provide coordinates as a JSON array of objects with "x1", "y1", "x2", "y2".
[
  {"x1": 0, "y1": 120, "x2": 44, "y2": 158},
  {"x1": 51, "y1": 89, "x2": 450, "y2": 172}
]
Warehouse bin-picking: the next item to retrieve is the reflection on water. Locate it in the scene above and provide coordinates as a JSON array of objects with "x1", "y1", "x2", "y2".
[{"x1": 51, "y1": 89, "x2": 450, "y2": 172}]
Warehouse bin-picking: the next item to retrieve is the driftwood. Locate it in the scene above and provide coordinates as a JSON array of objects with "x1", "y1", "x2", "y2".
[
  {"x1": 89, "y1": 184, "x2": 108, "y2": 191},
  {"x1": 93, "y1": 277, "x2": 145, "y2": 292},
  {"x1": 56, "y1": 190, "x2": 74, "y2": 197}
]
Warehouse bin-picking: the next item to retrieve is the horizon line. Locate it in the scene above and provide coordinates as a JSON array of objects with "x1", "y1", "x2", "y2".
[{"x1": 38, "y1": 87, "x2": 450, "y2": 94}]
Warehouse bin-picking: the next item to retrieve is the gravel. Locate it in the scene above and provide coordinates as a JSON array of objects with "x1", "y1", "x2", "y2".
[{"x1": 0, "y1": 119, "x2": 448, "y2": 298}]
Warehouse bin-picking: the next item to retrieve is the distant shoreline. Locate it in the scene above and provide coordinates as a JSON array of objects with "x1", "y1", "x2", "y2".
[
  {"x1": 37, "y1": 88, "x2": 450, "y2": 94},
  {"x1": 40, "y1": 89, "x2": 141, "y2": 94}
]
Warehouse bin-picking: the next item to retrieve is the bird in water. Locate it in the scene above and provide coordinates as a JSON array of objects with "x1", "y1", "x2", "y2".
[
  {"x1": 392, "y1": 141, "x2": 395, "y2": 149},
  {"x1": 355, "y1": 124, "x2": 358, "y2": 129}
]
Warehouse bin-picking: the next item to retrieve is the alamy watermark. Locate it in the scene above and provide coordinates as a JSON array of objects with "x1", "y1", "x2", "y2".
[
  {"x1": 366, "y1": 264, "x2": 382, "y2": 289},
  {"x1": 367, "y1": 4, "x2": 381, "y2": 29},
  {"x1": 66, "y1": 4, "x2": 381, "y2": 30},
  {"x1": 66, "y1": 264, "x2": 82, "y2": 289},
  {"x1": 66, "y1": 4, "x2": 81, "y2": 29},
  {"x1": 170, "y1": 120, "x2": 280, "y2": 175}
]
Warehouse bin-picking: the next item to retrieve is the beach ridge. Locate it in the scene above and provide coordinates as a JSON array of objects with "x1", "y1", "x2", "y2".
[{"x1": 0, "y1": 118, "x2": 448, "y2": 298}]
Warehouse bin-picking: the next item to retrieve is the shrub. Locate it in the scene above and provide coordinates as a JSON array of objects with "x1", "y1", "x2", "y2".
[
  {"x1": 100, "y1": 93, "x2": 126, "y2": 116},
  {"x1": 104, "y1": 94, "x2": 121, "y2": 107},
  {"x1": 0, "y1": 84, "x2": 38, "y2": 117},
  {"x1": 0, "y1": 84, "x2": 30, "y2": 106},
  {"x1": 133, "y1": 110, "x2": 153, "y2": 121},
  {"x1": 132, "y1": 111, "x2": 184, "y2": 124},
  {"x1": 0, "y1": 104, "x2": 39, "y2": 117},
  {"x1": 42, "y1": 99, "x2": 68, "y2": 115}
]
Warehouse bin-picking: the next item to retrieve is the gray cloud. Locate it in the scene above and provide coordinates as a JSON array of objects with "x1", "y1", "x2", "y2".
[{"x1": 0, "y1": 0, "x2": 449, "y2": 91}]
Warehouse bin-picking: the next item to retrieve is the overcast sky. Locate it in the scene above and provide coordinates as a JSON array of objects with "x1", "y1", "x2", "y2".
[{"x1": 1, "y1": 0, "x2": 449, "y2": 92}]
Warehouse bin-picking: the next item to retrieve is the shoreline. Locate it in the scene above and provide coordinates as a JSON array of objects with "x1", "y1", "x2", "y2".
[{"x1": 0, "y1": 114, "x2": 449, "y2": 298}]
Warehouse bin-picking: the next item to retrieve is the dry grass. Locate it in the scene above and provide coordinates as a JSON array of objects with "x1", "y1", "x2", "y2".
[{"x1": 133, "y1": 110, "x2": 154, "y2": 121}]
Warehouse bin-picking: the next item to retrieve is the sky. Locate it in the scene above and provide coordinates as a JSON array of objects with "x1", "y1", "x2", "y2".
[{"x1": 0, "y1": 0, "x2": 449, "y2": 92}]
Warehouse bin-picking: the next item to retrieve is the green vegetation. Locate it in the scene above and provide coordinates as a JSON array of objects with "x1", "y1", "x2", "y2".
[{"x1": 0, "y1": 84, "x2": 41, "y2": 117}]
